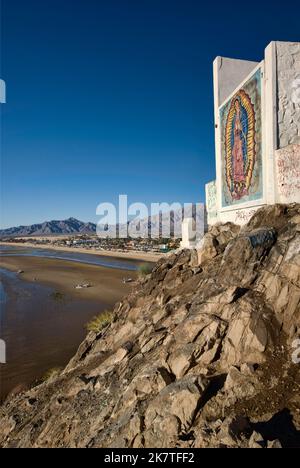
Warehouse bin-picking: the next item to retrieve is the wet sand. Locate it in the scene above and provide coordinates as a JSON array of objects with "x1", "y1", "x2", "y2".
[
  {"x1": 0, "y1": 241, "x2": 163, "y2": 263},
  {"x1": 0, "y1": 256, "x2": 138, "y2": 302},
  {"x1": 0, "y1": 255, "x2": 138, "y2": 403}
]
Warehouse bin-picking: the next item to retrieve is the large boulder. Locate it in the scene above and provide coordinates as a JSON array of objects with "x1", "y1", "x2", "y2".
[
  {"x1": 197, "y1": 223, "x2": 240, "y2": 266},
  {"x1": 219, "y1": 228, "x2": 277, "y2": 287},
  {"x1": 220, "y1": 294, "x2": 277, "y2": 369},
  {"x1": 143, "y1": 376, "x2": 209, "y2": 447}
]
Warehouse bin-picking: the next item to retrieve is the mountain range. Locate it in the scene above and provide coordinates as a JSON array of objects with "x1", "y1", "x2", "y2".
[
  {"x1": 0, "y1": 218, "x2": 97, "y2": 238},
  {"x1": 0, "y1": 207, "x2": 205, "y2": 239}
]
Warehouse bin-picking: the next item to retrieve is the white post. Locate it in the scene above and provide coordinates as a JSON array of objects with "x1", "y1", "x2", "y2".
[
  {"x1": 264, "y1": 42, "x2": 277, "y2": 205},
  {"x1": 0, "y1": 339, "x2": 6, "y2": 364},
  {"x1": 180, "y1": 218, "x2": 197, "y2": 249}
]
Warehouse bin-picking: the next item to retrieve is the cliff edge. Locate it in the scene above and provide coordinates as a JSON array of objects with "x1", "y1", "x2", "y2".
[{"x1": 0, "y1": 204, "x2": 300, "y2": 448}]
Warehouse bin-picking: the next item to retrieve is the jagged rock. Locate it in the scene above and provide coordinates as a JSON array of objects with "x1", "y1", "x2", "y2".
[
  {"x1": 168, "y1": 319, "x2": 226, "y2": 378},
  {"x1": 193, "y1": 416, "x2": 252, "y2": 448},
  {"x1": 190, "y1": 249, "x2": 199, "y2": 268},
  {"x1": 219, "y1": 228, "x2": 277, "y2": 287},
  {"x1": 173, "y1": 313, "x2": 217, "y2": 344},
  {"x1": 168, "y1": 344, "x2": 195, "y2": 379},
  {"x1": 224, "y1": 367, "x2": 257, "y2": 400},
  {"x1": 248, "y1": 431, "x2": 265, "y2": 448},
  {"x1": 267, "y1": 439, "x2": 282, "y2": 448},
  {"x1": 242, "y1": 204, "x2": 299, "y2": 233},
  {"x1": 143, "y1": 375, "x2": 208, "y2": 447},
  {"x1": 254, "y1": 228, "x2": 300, "y2": 338},
  {"x1": 195, "y1": 222, "x2": 240, "y2": 267},
  {"x1": 220, "y1": 294, "x2": 277, "y2": 369},
  {"x1": 175, "y1": 249, "x2": 192, "y2": 266},
  {"x1": 0, "y1": 204, "x2": 299, "y2": 449},
  {"x1": 114, "y1": 365, "x2": 173, "y2": 413},
  {"x1": 217, "y1": 417, "x2": 250, "y2": 447},
  {"x1": 197, "y1": 234, "x2": 219, "y2": 265},
  {"x1": 209, "y1": 223, "x2": 241, "y2": 250},
  {"x1": 87, "y1": 347, "x2": 129, "y2": 378}
]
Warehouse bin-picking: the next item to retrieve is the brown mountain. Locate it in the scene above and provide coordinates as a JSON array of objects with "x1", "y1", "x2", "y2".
[{"x1": 0, "y1": 218, "x2": 97, "y2": 238}]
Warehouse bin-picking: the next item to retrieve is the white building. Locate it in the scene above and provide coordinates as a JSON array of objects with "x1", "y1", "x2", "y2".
[{"x1": 206, "y1": 41, "x2": 300, "y2": 226}]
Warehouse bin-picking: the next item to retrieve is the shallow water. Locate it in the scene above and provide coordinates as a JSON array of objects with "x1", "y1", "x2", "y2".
[
  {"x1": 0, "y1": 245, "x2": 140, "y2": 271},
  {"x1": 0, "y1": 268, "x2": 108, "y2": 402},
  {"x1": 0, "y1": 280, "x2": 6, "y2": 307},
  {"x1": 0, "y1": 246, "x2": 143, "y2": 402}
]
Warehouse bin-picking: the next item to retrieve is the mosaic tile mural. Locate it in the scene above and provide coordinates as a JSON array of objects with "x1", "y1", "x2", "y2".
[{"x1": 220, "y1": 68, "x2": 263, "y2": 208}]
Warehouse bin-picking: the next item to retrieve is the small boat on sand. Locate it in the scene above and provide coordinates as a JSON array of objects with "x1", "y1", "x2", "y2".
[
  {"x1": 75, "y1": 283, "x2": 92, "y2": 289},
  {"x1": 122, "y1": 278, "x2": 133, "y2": 284}
]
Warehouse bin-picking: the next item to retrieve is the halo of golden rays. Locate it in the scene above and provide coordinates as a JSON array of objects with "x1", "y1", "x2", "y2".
[{"x1": 224, "y1": 89, "x2": 256, "y2": 197}]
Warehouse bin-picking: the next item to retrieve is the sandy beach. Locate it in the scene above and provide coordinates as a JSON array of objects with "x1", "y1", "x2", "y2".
[
  {"x1": 0, "y1": 241, "x2": 163, "y2": 263},
  {"x1": 0, "y1": 255, "x2": 138, "y2": 303},
  {"x1": 0, "y1": 252, "x2": 141, "y2": 401}
]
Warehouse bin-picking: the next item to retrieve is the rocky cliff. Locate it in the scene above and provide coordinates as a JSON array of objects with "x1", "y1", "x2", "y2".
[{"x1": 0, "y1": 204, "x2": 300, "y2": 448}]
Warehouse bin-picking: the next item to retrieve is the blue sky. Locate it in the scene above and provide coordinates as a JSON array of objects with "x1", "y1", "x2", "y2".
[{"x1": 1, "y1": 0, "x2": 299, "y2": 228}]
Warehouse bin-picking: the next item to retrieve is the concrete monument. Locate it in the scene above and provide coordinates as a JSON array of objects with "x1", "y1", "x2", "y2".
[
  {"x1": 206, "y1": 41, "x2": 300, "y2": 225},
  {"x1": 181, "y1": 218, "x2": 197, "y2": 249}
]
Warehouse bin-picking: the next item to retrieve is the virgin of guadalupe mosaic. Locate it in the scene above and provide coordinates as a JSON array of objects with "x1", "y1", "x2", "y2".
[{"x1": 220, "y1": 69, "x2": 263, "y2": 208}]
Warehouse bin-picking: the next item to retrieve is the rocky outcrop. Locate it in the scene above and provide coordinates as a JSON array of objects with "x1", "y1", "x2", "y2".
[{"x1": 0, "y1": 204, "x2": 299, "y2": 448}]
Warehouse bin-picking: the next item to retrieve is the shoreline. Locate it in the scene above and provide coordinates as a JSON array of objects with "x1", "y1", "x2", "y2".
[
  {"x1": 0, "y1": 256, "x2": 137, "y2": 402},
  {"x1": 0, "y1": 241, "x2": 163, "y2": 263},
  {"x1": 0, "y1": 256, "x2": 138, "y2": 303}
]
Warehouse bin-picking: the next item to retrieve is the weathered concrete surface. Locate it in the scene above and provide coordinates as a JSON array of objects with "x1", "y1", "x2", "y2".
[
  {"x1": 275, "y1": 144, "x2": 300, "y2": 204},
  {"x1": 277, "y1": 42, "x2": 300, "y2": 148},
  {"x1": 207, "y1": 42, "x2": 300, "y2": 228}
]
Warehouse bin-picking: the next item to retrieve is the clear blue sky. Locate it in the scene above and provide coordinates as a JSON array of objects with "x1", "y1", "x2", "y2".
[{"x1": 1, "y1": 0, "x2": 299, "y2": 228}]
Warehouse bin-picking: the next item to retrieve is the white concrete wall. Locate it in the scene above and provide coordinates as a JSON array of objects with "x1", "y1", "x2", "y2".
[
  {"x1": 214, "y1": 57, "x2": 259, "y2": 108},
  {"x1": 205, "y1": 180, "x2": 218, "y2": 225},
  {"x1": 264, "y1": 42, "x2": 277, "y2": 205},
  {"x1": 218, "y1": 206, "x2": 261, "y2": 226},
  {"x1": 275, "y1": 144, "x2": 300, "y2": 203},
  {"x1": 276, "y1": 42, "x2": 300, "y2": 148},
  {"x1": 212, "y1": 58, "x2": 265, "y2": 226},
  {"x1": 214, "y1": 62, "x2": 265, "y2": 224},
  {"x1": 180, "y1": 218, "x2": 197, "y2": 249},
  {"x1": 206, "y1": 42, "x2": 300, "y2": 227}
]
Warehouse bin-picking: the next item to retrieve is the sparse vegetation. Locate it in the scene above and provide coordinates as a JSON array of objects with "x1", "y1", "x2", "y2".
[
  {"x1": 50, "y1": 291, "x2": 65, "y2": 302},
  {"x1": 41, "y1": 367, "x2": 63, "y2": 382},
  {"x1": 86, "y1": 310, "x2": 114, "y2": 333},
  {"x1": 138, "y1": 263, "x2": 153, "y2": 277}
]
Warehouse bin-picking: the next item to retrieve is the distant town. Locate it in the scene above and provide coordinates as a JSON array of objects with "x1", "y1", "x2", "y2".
[{"x1": 1, "y1": 235, "x2": 180, "y2": 255}]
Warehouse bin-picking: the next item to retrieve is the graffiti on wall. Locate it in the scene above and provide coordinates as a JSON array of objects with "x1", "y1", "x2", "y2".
[
  {"x1": 220, "y1": 69, "x2": 263, "y2": 208},
  {"x1": 235, "y1": 208, "x2": 258, "y2": 224},
  {"x1": 205, "y1": 180, "x2": 218, "y2": 221},
  {"x1": 276, "y1": 145, "x2": 300, "y2": 202}
]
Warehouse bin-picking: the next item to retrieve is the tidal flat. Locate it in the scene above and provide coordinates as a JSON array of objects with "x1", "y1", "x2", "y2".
[{"x1": 0, "y1": 247, "x2": 139, "y2": 402}]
